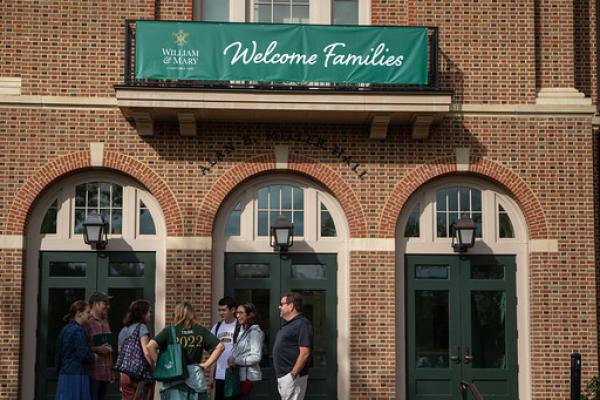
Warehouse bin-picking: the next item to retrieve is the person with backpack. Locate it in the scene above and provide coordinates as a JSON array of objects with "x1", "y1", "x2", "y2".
[
  {"x1": 115, "y1": 300, "x2": 155, "y2": 400},
  {"x1": 209, "y1": 297, "x2": 241, "y2": 400}
]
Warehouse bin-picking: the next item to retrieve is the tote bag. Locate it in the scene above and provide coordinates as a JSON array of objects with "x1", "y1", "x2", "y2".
[
  {"x1": 114, "y1": 323, "x2": 153, "y2": 382},
  {"x1": 153, "y1": 326, "x2": 187, "y2": 381},
  {"x1": 224, "y1": 366, "x2": 241, "y2": 397}
]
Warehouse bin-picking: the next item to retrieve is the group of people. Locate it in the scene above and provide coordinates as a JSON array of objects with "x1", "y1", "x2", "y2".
[{"x1": 55, "y1": 291, "x2": 313, "y2": 400}]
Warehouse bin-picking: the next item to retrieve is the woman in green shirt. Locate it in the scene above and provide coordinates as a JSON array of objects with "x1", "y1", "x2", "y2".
[{"x1": 148, "y1": 302, "x2": 224, "y2": 400}]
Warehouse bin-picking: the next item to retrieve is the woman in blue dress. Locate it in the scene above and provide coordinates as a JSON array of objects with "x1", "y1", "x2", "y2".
[{"x1": 55, "y1": 300, "x2": 95, "y2": 400}]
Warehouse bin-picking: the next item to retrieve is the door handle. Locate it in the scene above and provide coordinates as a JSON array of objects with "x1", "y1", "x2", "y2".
[
  {"x1": 450, "y1": 347, "x2": 461, "y2": 364},
  {"x1": 463, "y1": 347, "x2": 473, "y2": 364}
]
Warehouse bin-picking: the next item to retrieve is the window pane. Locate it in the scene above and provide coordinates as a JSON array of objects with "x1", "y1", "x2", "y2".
[
  {"x1": 404, "y1": 205, "x2": 419, "y2": 237},
  {"x1": 87, "y1": 183, "x2": 99, "y2": 207},
  {"x1": 234, "y1": 288, "x2": 270, "y2": 367},
  {"x1": 112, "y1": 209, "x2": 122, "y2": 234},
  {"x1": 109, "y1": 262, "x2": 145, "y2": 277},
  {"x1": 225, "y1": 210, "x2": 240, "y2": 236},
  {"x1": 74, "y1": 208, "x2": 86, "y2": 234},
  {"x1": 472, "y1": 189, "x2": 482, "y2": 211},
  {"x1": 75, "y1": 185, "x2": 86, "y2": 207},
  {"x1": 333, "y1": 0, "x2": 358, "y2": 25},
  {"x1": 436, "y1": 213, "x2": 446, "y2": 237},
  {"x1": 49, "y1": 262, "x2": 87, "y2": 277},
  {"x1": 291, "y1": 4, "x2": 309, "y2": 23},
  {"x1": 100, "y1": 183, "x2": 111, "y2": 207},
  {"x1": 140, "y1": 209, "x2": 156, "y2": 235},
  {"x1": 459, "y1": 188, "x2": 469, "y2": 212},
  {"x1": 47, "y1": 288, "x2": 86, "y2": 366},
  {"x1": 107, "y1": 288, "x2": 145, "y2": 345},
  {"x1": 281, "y1": 185, "x2": 292, "y2": 209},
  {"x1": 320, "y1": 204, "x2": 337, "y2": 237},
  {"x1": 273, "y1": 3, "x2": 288, "y2": 23},
  {"x1": 415, "y1": 265, "x2": 448, "y2": 279},
  {"x1": 499, "y1": 207, "x2": 515, "y2": 238},
  {"x1": 112, "y1": 185, "x2": 123, "y2": 207},
  {"x1": 291, "y1": 264, "x2": 326, "y2": 279},
  {"x1": 255, "y1": 3, "x2": 272, "y2": 22},
  {"x1": 258, "y1": 187, "x2": 268, "y2": 209},
  {"x1": 41, "y1": 200, "x2": 58, "y2": 234},
  {"x1": 415, "y1": 290, "x2": 449, "y2": 368},
  {"x1": 447, "y1": 188, "x2": 458, "y2": 211},
  {"x1": 293, "y1": 187, "x2": 303, "y2": 209},
  {"x1": 293, "y1": 290, "x2": 327, "y2": 367},
  {"x1": 472, "y1": 212, "x2": 482, "y2": 238},
  {"x1": 258, "y1": 211, "x2": 268, "y2": 236},
  {"x1": 270, "y1": 186, "x2": 281, "y2": 210},
  {"x1": 436, "y1": 189, "x2": 446, "y2": 212},
  {"x1": 235, "y1": 263, "x2": 270, "y2": 278},
  {"x1": 471, "y1": 291, "x2": 506, "y2": 368},
  {"x1": 293, "y1": 211, "x2": 304, "y2": 236},
  {"x1": 203, "y1": 0, "x2": 229, "y2": 21},
  {"x1": 471, "y1": 265, "x2": 504, "y2": 280}
]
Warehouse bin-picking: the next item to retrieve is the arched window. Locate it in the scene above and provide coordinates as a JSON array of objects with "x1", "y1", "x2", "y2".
[
  {"x1": 399, "y1": 180, "x2": 522, "y2": 245},
  {"x1": 218, "y1": 176, "x2": 342, "y2": 247}
]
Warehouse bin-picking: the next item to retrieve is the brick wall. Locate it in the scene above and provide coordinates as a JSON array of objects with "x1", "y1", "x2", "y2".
[
  {"x1": 0, "y1": 250, "x2": 23, "y2": 399},
  {"x1": 1, "y1": 107, "x2": 598, "y2": 398},
  {"x1": 3, "y1": 1, "x2": 595, "y2": 103}
]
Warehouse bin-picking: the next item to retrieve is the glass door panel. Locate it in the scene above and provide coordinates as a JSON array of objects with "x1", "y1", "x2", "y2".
[
  {"x1": 415, "y1": 290, "x2": 449, "y2": 369},
  {"x1": 36, "y1": 251, "x2": 155, "y2": 400},
  {"x1": 461, "y1": 256, "x2": 517, "y2": 400},
  {"x1": 225, "y1": 253, "x2": 336, "y2": 400},
  {"x1": 406, "y1": 255, "x2": 517, "y2": 400}
]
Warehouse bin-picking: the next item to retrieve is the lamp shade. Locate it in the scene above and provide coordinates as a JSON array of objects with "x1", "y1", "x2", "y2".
[
  {"x1": 451, "y1": 217, "x2": 476, "y2": 252},
  {"x1": 270, "y1": 215, "x2": 294, "y2": 252},
  {"x1": 82, "y1": 212, "x2": 108, "y2": 249}
]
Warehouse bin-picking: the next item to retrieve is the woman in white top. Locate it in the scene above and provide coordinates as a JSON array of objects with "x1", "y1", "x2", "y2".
[{"x1": 228, "y1": 303, "x2": 264, "y2": 400}]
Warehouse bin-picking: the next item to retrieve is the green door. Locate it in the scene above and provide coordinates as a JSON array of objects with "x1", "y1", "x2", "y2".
[
  {"x1": 36, "y1": 251, "x2": 156, "y2": 400},
  {"x1": 225, "y1": 252, "x2": 337, "y2": 400},
  {"x1": 406, "y1": 255, "x2": 517, "y2": 400}
]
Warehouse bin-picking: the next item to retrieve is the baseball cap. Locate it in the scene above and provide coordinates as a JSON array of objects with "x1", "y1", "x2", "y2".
[{"x1": 89, "y1": 291, "x2": 113, "y2": 304}]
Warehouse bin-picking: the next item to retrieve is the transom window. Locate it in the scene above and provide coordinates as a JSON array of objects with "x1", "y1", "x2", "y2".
[
  {"x1": 220, "y1": 178, "x2": 342, "y2": 244},
  {"x1": 195, "y1": 0, "x2": 364, "y2": 24},
  {"x1": 436, "y1": 186, "x2": 482, "y2": 238},
  {"x1": 38, "y1": 177, "x2": 159, "y2": 239},
  {"x1": 254, "y1": 0, "x2": 309, "y2": 23},
  {"x1": 257, "y1": 185, "x2": 304, "y2": 236},
  {"x1": 400, "y1": 182, "x2": 521, "y2": 244},
  {"x1": 74, "y1": 182, "x2": 123, "y2": 234}
]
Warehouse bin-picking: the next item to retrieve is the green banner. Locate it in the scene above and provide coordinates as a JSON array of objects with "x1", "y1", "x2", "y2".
[{"x1": 135, "y1": 21, "x2": 429, "y2": 85}]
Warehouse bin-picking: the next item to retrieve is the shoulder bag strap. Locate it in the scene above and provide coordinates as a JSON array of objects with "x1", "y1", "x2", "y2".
[
  {"x1": 215, "y1": 320, "x2": 223, "y2": 336},
  {"x1": 169, "y1": 325, "x2": 177, "y2": 345},
  {"x1": 233, "y1": 322, "x2": 241, "y2": 344}
]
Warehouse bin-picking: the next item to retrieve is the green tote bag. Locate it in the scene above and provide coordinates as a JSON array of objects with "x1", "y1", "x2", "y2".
[{"x1": 153, "y1": 326, "x2": 188, "y2": 381}]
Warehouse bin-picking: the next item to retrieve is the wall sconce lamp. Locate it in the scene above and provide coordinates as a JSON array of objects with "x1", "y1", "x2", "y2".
[
  {"x1": 450, "y1": 217, "x2": 476, "y2": 252},
  {"x1": 270, "y1": 215, "x2": 294, "y2": 252},
  {"x1": 83, "y1": 212, "x2": 109, "y2": 250}
]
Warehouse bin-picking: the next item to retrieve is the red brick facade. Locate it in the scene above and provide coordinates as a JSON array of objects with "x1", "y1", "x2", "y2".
[{"x1": 1, "y1": 0, "x2": 598, "y2": 399}]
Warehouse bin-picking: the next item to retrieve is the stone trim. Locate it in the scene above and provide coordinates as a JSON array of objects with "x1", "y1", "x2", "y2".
[
  {"x1": 379, "y1": 156, "x2": 549, "y2": 239},
  {"x1": 195, "y1": 153, "x2": 368, "y2": 237},
  {"x1": 4, "y1": 151, "x2": 184, "y2": 236}
]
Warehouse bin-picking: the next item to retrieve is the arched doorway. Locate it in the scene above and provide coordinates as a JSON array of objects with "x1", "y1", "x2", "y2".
[
  {"x1": 213, "y1": 173, "x2": 351, "y2": 400},
  {"x1": 22, "y1": 171, "x2": 167, "y2": 400},
  {"x1": 396, "y1": 177, "x2": 531, "y2": 400}
]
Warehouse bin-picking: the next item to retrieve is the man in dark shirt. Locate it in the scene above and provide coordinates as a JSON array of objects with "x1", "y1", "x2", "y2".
[{"x1": 273, "y1": 292, "x2": 313, "y2": 400}]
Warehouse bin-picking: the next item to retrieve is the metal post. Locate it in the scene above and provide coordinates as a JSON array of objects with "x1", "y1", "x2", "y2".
[{"x1": 571, "y1": 352, "x2": 582, "y2": 400}]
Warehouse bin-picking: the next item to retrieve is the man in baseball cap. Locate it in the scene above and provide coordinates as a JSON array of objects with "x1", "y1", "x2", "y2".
[{"x1": 83, "y1": 291, "x2": 114, "y2": 400}]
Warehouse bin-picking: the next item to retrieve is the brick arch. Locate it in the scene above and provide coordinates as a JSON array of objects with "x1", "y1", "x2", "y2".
[
  {"x1": 378, "y1": 155, "x2": 549, "y2": 239},
  {"x1": 195, "y1": 153, "x2": 368, "y2": 237},
  {"x1": 5, "y1": 150, "x2": 183, "y2": 236}
]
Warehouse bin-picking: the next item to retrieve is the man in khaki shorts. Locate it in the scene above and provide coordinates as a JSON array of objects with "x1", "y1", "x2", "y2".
[{"x1": 273, "y1": 292, "x2": 313, "y2": 400}]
